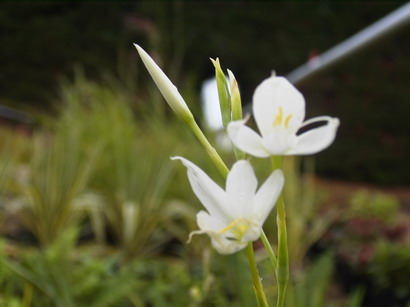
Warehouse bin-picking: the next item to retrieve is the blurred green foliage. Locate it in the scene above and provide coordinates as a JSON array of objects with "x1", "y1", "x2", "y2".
[
  {"x1": 349, "y1": 189, "x2": 400, "y2": 223},
  {"x1": 318, "y1": 189, "x2": 409, "y2": 305},
  {"x1": 20, "y1": 131, "x2": 96, "y2": 246},
  {"x1": 321, "y1": 190, "x2": 405, "y2": 258},
  {"x1": 286, "y1": 253, "x2": 335, "y2": 307},
  {"x1": 367, "y1": 242, "x2": 410, "y2": 300},
  {"x1": 56, "y1": 72, "x2": 178, "y2": 259},
  {"x1": 2, "y1": 230, "x2": 139, "y2": 307},
  {"x1": 281, "y1": 156, "x2": 336, "y2": 269},
  {"x1": 284, "y1": 253, "x2": 360, "y2": 307}
]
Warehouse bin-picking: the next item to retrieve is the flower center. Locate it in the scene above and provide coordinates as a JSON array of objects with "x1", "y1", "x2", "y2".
[
  {"x1": 273, "y1": 106, "x2": 292, "y2": 129},
  {"x1": 219, "y1": 218, "x2": 250, "y2": 241}
]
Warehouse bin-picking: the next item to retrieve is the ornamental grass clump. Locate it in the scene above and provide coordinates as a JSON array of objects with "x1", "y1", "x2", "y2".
[{"x1": 135, "y1": 44, "x2": 339, "y2": 306}]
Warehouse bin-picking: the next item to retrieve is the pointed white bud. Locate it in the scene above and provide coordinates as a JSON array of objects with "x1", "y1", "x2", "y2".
[{"x1": 134, "y1": 44, "x2": 193, "y2": 120}]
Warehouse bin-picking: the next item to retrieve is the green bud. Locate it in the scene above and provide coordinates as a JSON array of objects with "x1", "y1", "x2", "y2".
[
  {"x1": 211, "y1": 58, "x2": 231, "y2": 127},
  {"x1": 227, "y1": 69, "x2": 245, "y2": 160},
  {"x1": 227, "y1": 69, "x2": 242, "y2": 122}
]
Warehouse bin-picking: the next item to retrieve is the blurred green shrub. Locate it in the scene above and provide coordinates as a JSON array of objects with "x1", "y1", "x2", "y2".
[
  {"x1": 55, "y1": 73, "x2": 189, "y2": 259},
  {"x1": 17, "y1": 129, "x2": 97, "y2": 246},
  {"x1": 321, "y1": 190, "x2": 405, "y2": 263},
  {"x1": 286, "y1": 253, "x2": 335, "y2": 307},
  {"x1": 281, "y1": 156, "x2": 336, "y2": 268},
  {"x1": 349, "y1": 189, "x2": 400, "y2": 223},
  {"x1": 285, "y1": 253, "x2": 364, "y2": 307},
  {"x1": 2, "y1": 229, "x2": 139, "y2": 307},
  {"x1": 367, "y1": 241, "x2": 410, "y2": 300},
  {"x1": 318, "y1": 190, "x2": 409, "y2": 305}
]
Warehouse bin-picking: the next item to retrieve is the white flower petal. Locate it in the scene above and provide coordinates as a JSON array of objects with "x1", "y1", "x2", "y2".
[
  {"x1": 253, "y1": 169, "x2": 284, "y2": 224},
  {"x1": 240, "y1": 222, "x2": 263, "y2": 242},
  {"x1": 195, "y1": 211, "x2": 248, "y2": 254},
  {"x1": 208, "y1": 233, "x2": 248, "y2": 254},
  {"x1": 171, "y1": 157, "x2": 231, "y2": 222},
  {"x1": 253, "y1": 76, "x2": 305, "y2": 136},
  {"x1": 288, "y1": 117, "x2": 340, "y2": 155},
  {"x1": 227, "y1": 120, "x2": 271, "y2": 158},
  {"x1": 196, "y1": 210, "x2": 226, "y2": 231},
  {"x1": 226, "y1": 160, "x2": 257, "y2": 216},
  {"x1": 262, "y1": 130, "x2": 298, "y2": 155}
]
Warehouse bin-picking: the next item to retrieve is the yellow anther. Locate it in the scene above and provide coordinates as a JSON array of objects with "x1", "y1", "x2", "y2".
[
  {"x1": 238, "y1": 224, "x2": 247, "y2": 233},
  {"x1": 219, "y1": 219, "x2": 249, "y2": 239},
  {"x1": 273, "y1": 107, "x2": 284, "y2": 127},
  {"x1": 284, "y1": 114, "x2": 292, "y2": 128},
  {"x1": 273, "y1": 107, "x2": 293, "y2": 129},
  {"x1": 219, "y1": 219, "x2": 241, "y2": 233}
]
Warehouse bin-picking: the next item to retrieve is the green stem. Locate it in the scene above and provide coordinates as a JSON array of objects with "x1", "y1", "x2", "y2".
[
  {"x1": 184, "y1": 116, "x2": 229, "y2": 178},
  {"x1": 271, "y1": 156, "x2": 283, "y2": 171},
  {"x1": 271, "y1": 156, "x2": 289, "y2": 307},
  {"x1": 276, "y1": 195, "x2": 289, "y2": 307},
  {"x1": 260, "y1": 230, "x2": 277, "y2": 270},
  {"x1": 245, "y1": 243, "x2": 269, "y2": 307}
]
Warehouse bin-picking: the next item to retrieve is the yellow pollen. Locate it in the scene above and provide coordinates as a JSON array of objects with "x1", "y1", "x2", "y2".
[
  {"x1": 238, "y1": 224, "x2": 247, "y2": 233},
  {"x1": 273, "y1": 106, "x2": 284, "y2": 127},
  {"x1": 284, "y1": 114, "x2": 292, "y2": 128}
]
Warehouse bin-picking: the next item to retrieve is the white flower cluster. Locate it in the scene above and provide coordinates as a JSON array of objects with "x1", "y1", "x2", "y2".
[{"x1": 135, "y1": 44, "x2": 339, "y2": 254}]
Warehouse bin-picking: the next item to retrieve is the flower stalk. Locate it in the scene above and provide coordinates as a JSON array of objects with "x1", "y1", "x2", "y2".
[
  {"x1": 260, "y1": 230, "x2": 277, "y2": 270},
  {"x1": 183, "y1": 116, "x2": 229, "y2": 178},
  {"x1": 272, "y1": 156, "x2": 289, "y2": 307},
  {"x1": 245, "y1": 243, "x2": 269, "y2": 307},
  {"x1": 275, "y1": 195, "x2": 289, "y2": 307}
]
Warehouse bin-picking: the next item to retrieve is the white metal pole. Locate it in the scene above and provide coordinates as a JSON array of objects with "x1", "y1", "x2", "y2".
[{"x1": 286, "y1": 2, "x2": 410, "y2": 85}]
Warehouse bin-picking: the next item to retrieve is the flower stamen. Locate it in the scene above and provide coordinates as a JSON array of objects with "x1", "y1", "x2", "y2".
[
  {"x1": 219, "y1": 218, "x2": 250, "y2": 240},
  {"x1": 219, "y1": 218, "x2": 243, "y2": 233},
  {"x1": 273, "y1": 106, "x2": 292, "y2": 128},
  {"x1": 273, "y1": 106, "x2": 284, "y2": 127},
  {"x1": 284, "y1": 114, "x2": 292, "y2": 128}
]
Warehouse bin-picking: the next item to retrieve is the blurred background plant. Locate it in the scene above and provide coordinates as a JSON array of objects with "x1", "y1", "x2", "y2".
[
  {"x1": 317, "y1": 190, "x2": 409, "y2": 306},
  {"x1": 282, "y1": 156, "x2": 337, "y2": 270},
  {"x1": 0, "y1": 1, "x2": 409, "y2": 306},
  {"x1": 18, "y1": 129, "x2": 97, "y2": 246},
  {"x1": 2, "y1": 229, "x2": 139, "y2": 307},
  {"x1": 56, "y1": 72, "x2": 178, "y2": 259}
]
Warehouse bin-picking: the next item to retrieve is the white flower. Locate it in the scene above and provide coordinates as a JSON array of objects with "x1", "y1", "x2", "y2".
[
  {"x1": 172, "y1": 156, "x2": 284, "y2": 254},
  {"x1": 227, "y1": 76, "x2": 340, "y2": 157},
  {"x1": 134, "y1": 44, "x2": 193, "y2": 120}
]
